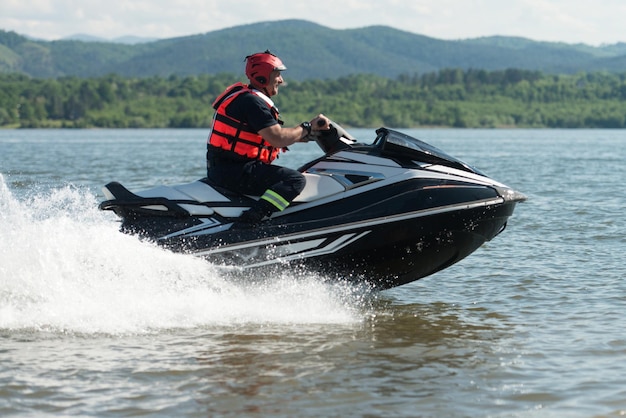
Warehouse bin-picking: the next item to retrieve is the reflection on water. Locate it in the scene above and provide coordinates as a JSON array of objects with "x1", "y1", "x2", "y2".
[
  {"x1": 188, "y1": 299, "x2": 516, "y2": 416},
  {"x1": 1, "y1": 297, "x2": 516, "y2": 417}
]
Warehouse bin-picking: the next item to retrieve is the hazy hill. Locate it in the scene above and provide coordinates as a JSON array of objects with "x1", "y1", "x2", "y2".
[
  {"x1": 61, "y1": 34, "x2": 158, "y2": 44},
  {"x1": 1, "y1": 20, "x2": 625, "y2": 79}
]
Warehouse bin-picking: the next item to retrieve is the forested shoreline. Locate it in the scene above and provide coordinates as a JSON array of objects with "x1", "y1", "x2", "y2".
[{"x1": 1, "y1": 69, "x2": 626, "y2": 129}]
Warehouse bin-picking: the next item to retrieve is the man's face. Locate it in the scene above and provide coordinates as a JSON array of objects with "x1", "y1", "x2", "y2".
[{"x1": 265, "y1": 70, "x2": 284, "y2": 96}]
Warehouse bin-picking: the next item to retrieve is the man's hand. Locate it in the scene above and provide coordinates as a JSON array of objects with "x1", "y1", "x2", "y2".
[
  {"x1": 260, "y1": 114, "x2": 332, "y2": 146},
  {"x1": 311, "y1": 114, "x2": 330, "y2": 131}
]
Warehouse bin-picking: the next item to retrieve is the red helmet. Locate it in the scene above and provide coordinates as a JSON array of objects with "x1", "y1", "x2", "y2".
[{"x1": 245, "y1": 50, "x2": 287, "y2": 87}]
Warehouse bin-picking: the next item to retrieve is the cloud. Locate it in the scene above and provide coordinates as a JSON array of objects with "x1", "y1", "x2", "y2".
[{"x1": 0, "y1": 0, "x2": 624, "y2": 45}]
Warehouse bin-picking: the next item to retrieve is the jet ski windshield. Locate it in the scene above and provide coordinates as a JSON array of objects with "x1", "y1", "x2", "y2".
[{"x1": 375, "y1": 128, "x2": 484, "y2": 175}]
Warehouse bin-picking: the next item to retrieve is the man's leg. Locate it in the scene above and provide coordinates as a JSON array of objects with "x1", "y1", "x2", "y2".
[{"x1": 235, "y1": 162, "x2": 306, "y2": 226}]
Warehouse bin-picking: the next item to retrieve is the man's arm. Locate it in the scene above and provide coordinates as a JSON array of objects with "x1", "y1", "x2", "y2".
[{"x1": 259, "y1": 114, "x2": 330, "y2": 148}]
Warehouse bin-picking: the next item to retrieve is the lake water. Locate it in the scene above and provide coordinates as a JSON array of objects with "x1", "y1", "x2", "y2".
[{"x1": 1, "y1": 128, "x2": 625, "y2": 417}]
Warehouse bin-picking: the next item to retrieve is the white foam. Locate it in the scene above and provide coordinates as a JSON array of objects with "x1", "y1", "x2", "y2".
[{"x1": 0, "y1": 174, "x2": 366, "y2": 335}]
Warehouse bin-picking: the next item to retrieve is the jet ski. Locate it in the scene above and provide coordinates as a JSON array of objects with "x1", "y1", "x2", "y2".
[{"x1": 99, "y1": 123, "x2": 526, "y2": 289}]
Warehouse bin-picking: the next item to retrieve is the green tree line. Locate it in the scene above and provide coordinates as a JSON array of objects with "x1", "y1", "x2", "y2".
[{"x1": 1, "y1": 69, "x2": 626, "y2": 129}]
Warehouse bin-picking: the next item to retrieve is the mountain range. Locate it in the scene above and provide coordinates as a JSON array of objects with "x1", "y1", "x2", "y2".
[{"x1": 1, "y1": 19, "x2": 625, "y2": 80}]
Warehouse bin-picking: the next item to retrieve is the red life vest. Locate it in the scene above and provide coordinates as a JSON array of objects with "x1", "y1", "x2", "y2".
[{"x1": 208, "y1": 82, "x2": 283, "y2": 163}]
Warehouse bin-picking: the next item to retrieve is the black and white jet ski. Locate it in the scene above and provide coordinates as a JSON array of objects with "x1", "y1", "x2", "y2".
[{"x1": 99, "y1": 124, "x2": 526, "y2": 289}]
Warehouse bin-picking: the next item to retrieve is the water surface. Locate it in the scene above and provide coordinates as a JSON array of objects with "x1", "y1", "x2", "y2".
[{"x1": 1, "y1": 128, "x2": 625, "y2": 417}]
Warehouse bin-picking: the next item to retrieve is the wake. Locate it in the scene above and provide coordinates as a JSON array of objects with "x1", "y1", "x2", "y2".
[{"x1": 0, "y1": 174, "x2": 369, "y2": 335}]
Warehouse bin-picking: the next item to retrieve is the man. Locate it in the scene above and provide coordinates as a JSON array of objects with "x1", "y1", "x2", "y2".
[{"x1": 206, "y1": 50, "x2": 329, "y2": 227}]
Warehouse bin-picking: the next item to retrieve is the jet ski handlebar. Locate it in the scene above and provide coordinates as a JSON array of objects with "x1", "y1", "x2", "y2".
[{"x1": 309, "y1": 118, "x2": 357, "y2": 155}]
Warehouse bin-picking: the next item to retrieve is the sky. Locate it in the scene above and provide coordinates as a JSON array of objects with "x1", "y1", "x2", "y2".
[{"x1": 1, "y1": 0, "x2": 625, "y2": 46}]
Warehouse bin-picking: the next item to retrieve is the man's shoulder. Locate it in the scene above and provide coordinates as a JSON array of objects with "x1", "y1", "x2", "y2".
[
  {"x1": 230, "y1": 91, "x2": 273, "y2": 116},
  {"x1": 227, "y1": 90, "x2": 277, "y2": 131},
  {"x1": 234, "y1": 90, "x2": 268, "y2": 107}
]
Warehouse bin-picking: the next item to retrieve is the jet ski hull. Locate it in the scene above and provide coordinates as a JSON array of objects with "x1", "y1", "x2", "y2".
[{"x1": 188, "y1": 201, "x2": 515, "y2": 290}]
